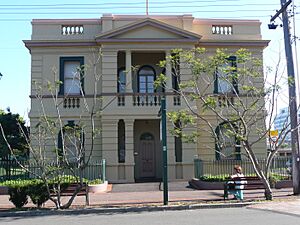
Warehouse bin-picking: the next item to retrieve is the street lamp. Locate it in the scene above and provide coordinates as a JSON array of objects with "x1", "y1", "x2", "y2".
[
  {"x1": 159, "y1": 95, "x2": 169, "y2": 205},
  {"x1": 268, "y1": 23, "x2": 278, "y2": 30}
]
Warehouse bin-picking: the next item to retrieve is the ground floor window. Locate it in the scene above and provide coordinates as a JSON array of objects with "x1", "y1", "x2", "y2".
[
  {"x1": 58, "y1": 121, "x2": 84, "y2": 163},
  {"x1": 118, "y1": 119, "x2": 125, "y2": 163},
  {"x1": 174, "y1": 120, "x2": 182, "y2": 162},
  {"x1": 215, "y1": 122, "x2": 241, "y2": 160}
]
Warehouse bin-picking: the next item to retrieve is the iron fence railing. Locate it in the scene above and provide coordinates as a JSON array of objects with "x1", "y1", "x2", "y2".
[
  {"x1": 0, "y1": 159, "x2": 106, "y2": 183},
  {"x1": 194, "y1": 157, "x2": 292, "y2": 180}
]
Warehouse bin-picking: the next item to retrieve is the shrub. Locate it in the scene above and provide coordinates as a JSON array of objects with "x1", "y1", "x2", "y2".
[
  {"x1": 8, "y1": 182, "x2": 29, "y2": 208},
  {"x1": 88, "y1": 179, "x2": 102, "y2": 185},
  {"x1": 28, "y1": 180, "x2": 49, "y2": 208},
  {"x1": 199, "y1": 175, "x2": 228, "y2": 182}
]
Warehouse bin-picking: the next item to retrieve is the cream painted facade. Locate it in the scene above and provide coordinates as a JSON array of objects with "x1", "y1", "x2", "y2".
[{"x1": 25, "y1": 14, "x2": 269, "y2": 183}]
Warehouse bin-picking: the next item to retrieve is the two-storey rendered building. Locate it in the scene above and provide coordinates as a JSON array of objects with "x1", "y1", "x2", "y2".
[{"x1": 25, "y1": 14, "x2": 269, "y2": 183}]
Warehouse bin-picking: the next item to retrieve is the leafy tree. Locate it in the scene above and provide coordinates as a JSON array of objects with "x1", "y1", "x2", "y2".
[
  {"x1": 0, "y1": 108, "x2": 29, "y2": 159},
  {"x1": 157, "y1": 48, "x2": 299, "y2": 200}
]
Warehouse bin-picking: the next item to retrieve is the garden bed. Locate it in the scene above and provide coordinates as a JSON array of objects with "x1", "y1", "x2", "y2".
[
  {"x1": 189, "y1": 178, "x2": 224, "y2": 190},
  {"x1": 88, "y1": 181, "x2": 108, "y2": 193}
]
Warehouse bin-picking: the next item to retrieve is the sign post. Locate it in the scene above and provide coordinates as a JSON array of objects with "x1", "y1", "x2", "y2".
[{"x1": 161, "y1": 96, "x2": 168, "y2": 205}]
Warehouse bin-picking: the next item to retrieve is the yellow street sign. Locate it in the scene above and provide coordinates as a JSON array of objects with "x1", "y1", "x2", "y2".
[{"x1": 269, "y1": 130, "x2": 279, "y2": 137}]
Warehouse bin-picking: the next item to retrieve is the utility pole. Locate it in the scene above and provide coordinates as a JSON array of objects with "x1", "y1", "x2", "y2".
[{"x1": 270, "y1": 0, "x2": 300, "y2": 194}]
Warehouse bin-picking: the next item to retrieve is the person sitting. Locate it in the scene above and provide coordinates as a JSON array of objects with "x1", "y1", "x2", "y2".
[{"x1": 227, "y1": 165, "x2": 246, "y2": 200}]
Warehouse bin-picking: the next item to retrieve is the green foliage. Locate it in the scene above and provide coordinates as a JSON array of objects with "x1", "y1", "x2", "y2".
[
  {"x1": 0, "y1": 109, "x2": 29, "y2": 159},
  {"x1": 3, "y1": 176, "x2": 99, "y2": 208},
  {"x1": 203, "y1": 96, "x2": 217, "y2": 110},
  {"x1": 27, "y1": 180, "x2": 49, "y2": 208},
  {"x1": 8, "y1": 182, "x2": 29, "y2": 208},
  {"x1": 269, "y1": 173, "x2": 290, "y2": 182},
  {"x1": 287, "y1": 76, "x2": 295, "y2": 86},
  {"x1": 200, "y1": 173, "x2": 289, "y2": 183},
  {"x1": 167, "y1": 110, "x2": 195, "y2": 126},
  {"x1": 154, "y1": 73, "x2": 167, "y2": 89},
  {"x1": 199, "y1": 174, "x2": 229, "y2": 182},
  {"x1": 88, "y1": 178, "x2": 102, "y2": 185}
]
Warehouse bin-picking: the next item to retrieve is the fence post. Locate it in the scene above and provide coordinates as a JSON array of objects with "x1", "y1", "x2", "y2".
[
  {"x1": 194, "y1": 158, "x2": 203, "y2": 179},
  {"x1": 101, "y1": 159, "x2": 106, "y2": 182}
]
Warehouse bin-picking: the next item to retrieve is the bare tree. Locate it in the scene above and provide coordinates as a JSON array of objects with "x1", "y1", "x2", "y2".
[
  {"x1": 157, "y1": 48, "x2": 299, "y2": 200},
  {"x1": 0, "y1": 48, "x2": 106, "y2": 209}
]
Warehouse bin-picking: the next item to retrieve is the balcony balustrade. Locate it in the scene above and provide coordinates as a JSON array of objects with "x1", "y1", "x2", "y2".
[
  {"x1": 212, "y1": 25, "x2": 233, "y2": 35},
  {"x1": 63, "y1": 97, "x2": 80, "y2": 108},
  {"x1": 116, "y1": 93, "x2": 181, "y2": 107},
  {"x1": 61, "y1": 25, "x2": 84, "y2": 35},
  {"x1": 132, "y1": 93, "x2": 161, "y2": 106}
]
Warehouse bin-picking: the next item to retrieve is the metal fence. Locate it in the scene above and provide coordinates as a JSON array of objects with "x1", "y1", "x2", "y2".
[
  {"x1": 0, "y1": 159, "x2": 106, "y2": 183},
  {"x1": 194, "y1": 157, "x2": 292, "y2": 179}
]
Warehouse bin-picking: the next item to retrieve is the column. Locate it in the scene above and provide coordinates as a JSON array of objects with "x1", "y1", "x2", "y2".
[
  {"x1": 126, "y1": 50, "x2": 132, "y2": 92},
  {"x1": 124, "y1": 119, "x2": 135, "y2": 182},
  {"x1": 124, "y1": 119, "x2": 135, "y2": 163},
  {"x1": 101, "y1": 119, "x2": 118, "y2": 182}
]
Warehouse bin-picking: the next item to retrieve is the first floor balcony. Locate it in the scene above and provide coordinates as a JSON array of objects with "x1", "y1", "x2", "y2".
[{"x1": 117, "y1": 92, "x2": 181, "y2": 107}]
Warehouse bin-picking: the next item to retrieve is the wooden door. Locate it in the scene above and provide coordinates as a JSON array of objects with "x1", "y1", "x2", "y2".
[{"x1": 139, "y1": 133, "x2": 155, "y2": 178}]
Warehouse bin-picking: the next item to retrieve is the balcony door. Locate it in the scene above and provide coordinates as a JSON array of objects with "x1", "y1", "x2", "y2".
[{"x1": 138, "y1": 65, "x2": 156, "y2": 104}]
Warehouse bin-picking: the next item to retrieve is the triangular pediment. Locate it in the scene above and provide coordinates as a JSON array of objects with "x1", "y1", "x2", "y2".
[{"x1": 95, "y1": 18, "x2": 201, "y2": 43}]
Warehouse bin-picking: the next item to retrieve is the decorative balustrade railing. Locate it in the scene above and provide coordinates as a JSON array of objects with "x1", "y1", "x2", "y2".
[
  {"x1": 63, "y1": 97, "x2": 80, "y2": 108},
  {"x1": 212, "y1": 25, "x2": 233, "y2": 35},
  {"x1": 132, "y1": 93, "x2": 162, "y2": 106},
  {"x1": 173, "y1": 95, "x2": 181, "y2": 106},
  {"x1": 61, "y1": 25, "x2": 84, "y2": 35},
  {"x1": 116, "y1": 93, "x2": 181, "y2": 107},
  {"x1": 217, "y1": 95, "x2": 234, "y2": 107}
]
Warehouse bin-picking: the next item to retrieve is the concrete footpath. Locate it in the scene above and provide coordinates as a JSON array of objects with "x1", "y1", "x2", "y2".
[{"x1": 0, "y1": 181, "x2": 299, "y2": 216}]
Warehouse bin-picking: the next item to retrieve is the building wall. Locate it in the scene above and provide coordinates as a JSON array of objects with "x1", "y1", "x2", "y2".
[{"x1": 26, "y1": 14, "x2": 268, "y2": 183}]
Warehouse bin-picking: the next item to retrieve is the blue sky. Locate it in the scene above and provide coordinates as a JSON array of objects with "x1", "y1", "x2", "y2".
[{"x1": 0, "y1": 0, "x2": 299, "y2": 121}]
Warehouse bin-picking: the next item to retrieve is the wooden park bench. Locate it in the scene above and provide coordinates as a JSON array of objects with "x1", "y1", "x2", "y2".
[
  {"x1": 224, "y1": 176, "x2": 266, "y2": 200},
  {"x1": 50, "y1": 183, "x2": 89, "y2": 205}
]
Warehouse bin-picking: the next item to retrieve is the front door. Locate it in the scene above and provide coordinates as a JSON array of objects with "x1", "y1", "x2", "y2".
[{"x1": 139, "y1": 132, "x2": 155, "y2": 178}]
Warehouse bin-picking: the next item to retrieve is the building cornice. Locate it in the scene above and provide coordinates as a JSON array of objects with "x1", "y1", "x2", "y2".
[
  {"x1": 197, "y1": 40, "x2": 270, "y2": 48},
  {"x1": 31, "y1": 19, "x2": 101, "y2": 25},
  {"x1": 23, "y1": 40, "x2": 98, "y2": 49}
]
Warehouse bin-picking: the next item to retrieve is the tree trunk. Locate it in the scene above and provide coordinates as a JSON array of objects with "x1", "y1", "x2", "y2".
[{"x1": 243, "y1": 141, "x2": 273, "y2": 200}]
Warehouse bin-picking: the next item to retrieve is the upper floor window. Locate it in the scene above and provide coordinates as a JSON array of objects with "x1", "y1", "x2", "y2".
[
  {"x1": 171, "y1": 53, "x2": 180, "y2": 92},
  {"x1": 118, "y1": 67, "x2": 126, "y2": 93},
  {"x1": 59, "y1": 57, "x2": 84, "y2": 95},
  {"x1": 138, "y1": 65, "x2": 156, "y2": 93},
  {"x1": 214, "y1": 56, "x2": 238, "y2": 94}
]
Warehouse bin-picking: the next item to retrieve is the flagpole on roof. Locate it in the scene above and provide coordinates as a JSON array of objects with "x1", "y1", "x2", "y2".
[{"x1": 146, "y1": 0, "x2": 149, "y2": 16}]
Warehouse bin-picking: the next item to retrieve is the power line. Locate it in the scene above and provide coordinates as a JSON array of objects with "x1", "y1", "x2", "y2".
[
  {"x1": 0, "y1": 10, "x2": 279, "y2": 15},
  {"x1": 0, "y1": 1, "x2": 280, "y2": 7},
  {"x1": 0, "y1": 4, "x2": 279, "y2": 10}
]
